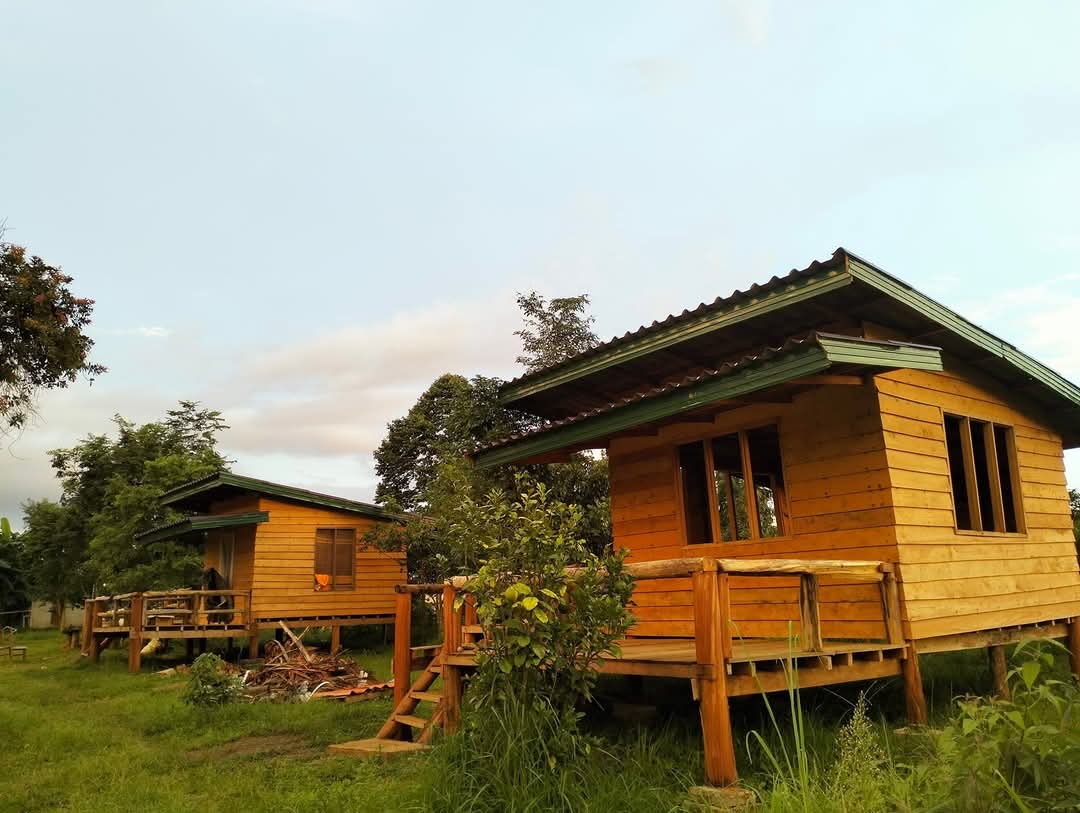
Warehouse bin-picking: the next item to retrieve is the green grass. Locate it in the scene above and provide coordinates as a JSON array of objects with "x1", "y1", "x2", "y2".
[
  {"x1": 1, "y1": 631, "x2": 1051, "y2": 812},
  {"x1": 0, "y1": 630, "x2": 422, "y2": 813}
]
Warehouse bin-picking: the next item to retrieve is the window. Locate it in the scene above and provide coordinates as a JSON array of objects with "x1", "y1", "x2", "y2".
[
  {"x1": 314, "y1": 528, "x2": 356, "y2": 590},
  {"x1": 943, "y1": 414, "x2": 1023, "y2": 533},
  {"x1": 678, "y1": 424, "x2": 787, "y2": 544}
]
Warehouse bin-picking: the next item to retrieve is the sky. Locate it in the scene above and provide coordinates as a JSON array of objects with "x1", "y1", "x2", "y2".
[{"x1": 2, "y1": 1, "x2": 1080, "y2": 526}]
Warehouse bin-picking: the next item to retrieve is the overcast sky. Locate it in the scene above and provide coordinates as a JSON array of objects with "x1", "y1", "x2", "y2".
[{"x1": 3, "y1": 1, "x2": 1079, "y2": 527}]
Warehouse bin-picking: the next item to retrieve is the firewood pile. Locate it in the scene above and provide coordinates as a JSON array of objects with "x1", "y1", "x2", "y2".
[{"x1": 242, "y1": 622, "x2": 372, "y2": 701}]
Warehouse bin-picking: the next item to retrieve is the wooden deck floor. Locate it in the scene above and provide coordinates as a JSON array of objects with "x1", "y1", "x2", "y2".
[{"x1": 589, "y1": 637, "x2": 904, "y2": 695}]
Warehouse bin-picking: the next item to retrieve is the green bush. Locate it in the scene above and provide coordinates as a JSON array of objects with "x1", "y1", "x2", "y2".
[
  {"x1": 910, "y1": 640, "x2": 1080, "y2": 812},
  {"x1": 420, "y1": 476, "x2": 636, "y2": 812},
  {"x1": 181, "y1": 653, "x2": 244, "y2": 707}
]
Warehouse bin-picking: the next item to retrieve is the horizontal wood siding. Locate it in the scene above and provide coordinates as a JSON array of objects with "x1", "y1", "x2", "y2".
[
  {"x1": 611, "y1": 388, "x2": 899, "y2": 640},
  {"x1": 250, "y1": 498, "x2": 405, "y2": 621},
  {"x1": 876, "y1": 366, "x2": 1080, "y2": 639}
]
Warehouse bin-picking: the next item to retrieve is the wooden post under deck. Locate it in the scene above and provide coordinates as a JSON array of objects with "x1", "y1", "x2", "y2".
[
  {"x1": 87, "y1": 599, "x2": 101, "y2": 662},
  {"x1": 902, "y1": 639, "x2": 928, "y2": 725},
  {"x1": 988, "y1": 645, "x2": 1009, "y2": 700},
  {"x1": 393, "y1": 591, "x2": 412, "y2": 708},
  {"x1": 442, "y1": 583, "x2": 463, "y2": 733},
  {"x1": 330, "y1": 624, "x2": 342, "y2": 654},
  {"x1": 692, "y1": 565, "x2": 737, "y2": 786},
  {"x1": 1068, "y1": 618, "x2": 1080, "y2": 681},
  {"x1": 127, "y1": 594, "x2": 145, "y2": 674}
]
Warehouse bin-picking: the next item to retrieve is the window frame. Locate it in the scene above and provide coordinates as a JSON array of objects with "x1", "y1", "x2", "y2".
[
  {"x1": 314, "y1": 527, "x2": 357, "y2": 592},
  {"x1": 942, "y1": 413, "x2": 1026, "y2": 536},
  {"x1": 673, "y1": 420, "x2": 791, "y2": 547}
]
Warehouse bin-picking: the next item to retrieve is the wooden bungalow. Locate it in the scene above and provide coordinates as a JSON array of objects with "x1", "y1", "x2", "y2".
[
  {"x1": 82, "y1": 473, "x2": 406, "y2": 671},
  {"x1": 350, "y1": 248, "x2": 1080, "y2": 785}
]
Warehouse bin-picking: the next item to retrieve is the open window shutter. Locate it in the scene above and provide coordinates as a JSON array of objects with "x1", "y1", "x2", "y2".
[
  {"x1": 314, "y1": 529, "x2": 333, "y2": 590},
  {"x1": 333, "y1": 529, "x2": 356, "y2": 589}
]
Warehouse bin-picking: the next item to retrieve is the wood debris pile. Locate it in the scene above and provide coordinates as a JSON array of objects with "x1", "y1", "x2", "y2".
[{"x1": 242, "y1": 623, "x2": 371, "y2": 701}]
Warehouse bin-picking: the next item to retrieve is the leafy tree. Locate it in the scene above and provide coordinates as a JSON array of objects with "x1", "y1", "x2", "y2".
[
  {"x1": 1070, "y1": 488, "x2": 1079, "y2": 545},
  {"x1": 19, "y1": 499, "x2": 86, "y2": 622},
  {"x1": 0, "y1": 238, "x2": 105, "y2": 431},
  {"x1": 27, "y1": 401, "x2": 229, "y2": 598},
  {"x1": 514, "y1": 291, "x2": 598, "y2": 374},
  {"x1": 0, "y1": 517, "x2": 30, "y2": 615}
]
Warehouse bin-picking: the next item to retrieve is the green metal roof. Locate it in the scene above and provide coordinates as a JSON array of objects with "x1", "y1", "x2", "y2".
[
  {"x1": 159, "y1": 472, "x2": 403, "y2": 521},
  {"x1": 497, "y1": 249, "x2": 1080, "y2": 446},
  {"x1": 473, "y1": 333, "x2": 943, "y2": 469},
  {"x1": 135, "y1": 511, "x2": 269, "y2": 545}
]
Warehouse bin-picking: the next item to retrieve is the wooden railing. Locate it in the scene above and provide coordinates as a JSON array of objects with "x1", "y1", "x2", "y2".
[
  {"x1": 390, "y1": 556, "x2": 906, "y2": 786},
  {"x1": 84, "y1": 589, "x2": 253, "y2": 635}
]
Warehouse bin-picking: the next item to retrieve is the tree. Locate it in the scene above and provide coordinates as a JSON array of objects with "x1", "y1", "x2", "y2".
[
  {"x1": 1070, "y1": 488, "x2": 1079, "y2": 548},
  {"x1": 514, "y1": 291, "x2": 598, "y2": 374},
  {"x1": 0, "y1": 517, "x2": 30, "y2": 615},
  {"x1": 29, "y1": 401, "x2": 230, "y2": 598},
  {"x1": 0, "y1": 238, "x2": 105, "y2": 431},
  {"x1": 19, "y1": 499, "x2": 86, "y2": 623}
]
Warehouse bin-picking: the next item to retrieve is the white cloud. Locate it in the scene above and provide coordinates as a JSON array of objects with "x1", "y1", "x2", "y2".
[{"x1": 101, "y1": 326, "x2": 173, "y2": 338}]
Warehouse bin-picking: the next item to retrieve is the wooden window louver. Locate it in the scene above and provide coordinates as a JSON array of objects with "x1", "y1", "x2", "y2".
[{"x1": 314, "y1": 528, "x2": 356, "y2": 590}]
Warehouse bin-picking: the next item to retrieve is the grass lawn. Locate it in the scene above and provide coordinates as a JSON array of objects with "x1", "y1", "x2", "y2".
[
  {"x1": 0, "y1": 628, "x2": 1023, "y2": 812},
  {"x1": 0, "y1": 630, "x2": 424, "y2": 813}
]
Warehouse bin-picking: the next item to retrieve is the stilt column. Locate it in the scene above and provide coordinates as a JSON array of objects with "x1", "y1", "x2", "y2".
[
  {"x1": 127, "y1": 595, "x2": 145, "y2": 674},
  {"x1": 692, "y1": 563, "x2": 737, "y2": 786},
  {"x1": 902, "y1": 640, "x2": 928, "y2": 725},
  {"x1": 988, "y1": 645, "x2": 1010, "y2": 699}
]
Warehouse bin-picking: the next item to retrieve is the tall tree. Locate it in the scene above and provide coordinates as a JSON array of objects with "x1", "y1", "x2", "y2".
[
  {"x1": 514, "y1": 292, "x2": 599, "y2": 373},
  {"x1": 0, "y1": 517, "x2": 30, "y2": 615},
  {"x1": 0, "y1": 238, "x2": 105, "y2": 431},
  {"x1": 19, "y1": 499, "x2": 85, "y2": 622},
  {"x1": 33, "y1": 401, "x2": 230, "y2": 597}
]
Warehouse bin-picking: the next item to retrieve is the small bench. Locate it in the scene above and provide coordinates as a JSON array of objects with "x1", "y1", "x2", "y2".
[{"x1": 1, "y1": 626, "x2": 27, "y2": 662}]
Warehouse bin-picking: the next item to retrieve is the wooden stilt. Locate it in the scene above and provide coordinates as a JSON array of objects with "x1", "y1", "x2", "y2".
[
  {"x1": 127, "y1": 595, "x2": 145, "y2": 674},
  {"x1": 198, "y1": 637, "x2": 207, "y2": 655},
  {"x1": 692, "y1": 565, "x2": 737, "y2": 786},
  {"x1": 330, "y1": 624, "x2": 342, "y2": 654},
  {"x1": 248, "y1": 629, "x2": 261, "y2": 659},
  {"x1": 988, "y1": 645, "x2": 1010, "y2": 699},
  {"x1": 902, "y1": 640, "x2": 928, "y2": 725},
  {"x1": 1068, "y1": 618, "x2": 1080, "y2": 681},
  {"x1": 393, "y1": 591, "x2": 412, "y2": 708},
  {"x1": 442, "y1": 584, "x2": 463, "y2": 733}
]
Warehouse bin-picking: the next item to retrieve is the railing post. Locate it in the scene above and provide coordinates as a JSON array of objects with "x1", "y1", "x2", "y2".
[
  {"x1": 247, "y1": 592, "x2": 260, "y2": 659},
  {"x1": 880, "y1": 571, "x2": 903, "y2": 645},
  {"x1": 442, "y1": 583, "x2": 463, "y2": 733},
  {"x1": 692, "y1": 561, "x2": 737, "y2": 786},
  {"x1": 393, "y1": 589, "x2": 412, "y2": 707},
  {"x1": 799, "y1": 573, "x2": 823, "y2": 652},
  {"x1": 127, "y1": 594, "x2": 145, "y2": 674}
]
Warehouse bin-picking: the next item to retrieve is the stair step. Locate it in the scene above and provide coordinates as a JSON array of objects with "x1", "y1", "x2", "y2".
[
  {"x1": 410, "y1": 691, "x2": 442, "y2": 704},
  {"x1": 394, "y1": 714, "x2": 430, "y2": 729},
  {"x1": 462, "y1": 624, "x2": 484, "y2": 635},
  {"x1": 410, "y1": 644, "x2": 441, "y2": 655},
  {"x1": 328, "y1": 738, "x2": 431, "y2": 759}
]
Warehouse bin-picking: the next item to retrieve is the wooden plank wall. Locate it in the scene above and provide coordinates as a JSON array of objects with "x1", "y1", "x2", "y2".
[
  {"x1": 875, "y1": 366, "x2": 1080, "y2": 639},
  {"x1": 249, "y1": 497, "x2": 405, "y2": 621},
  {"x1": 611, "y1": 384, "x2": 899, "y2": 640}
]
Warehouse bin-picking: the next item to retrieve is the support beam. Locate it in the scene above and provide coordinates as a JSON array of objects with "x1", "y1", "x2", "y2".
[
  {"x1": 330, "y1": 624, "x2": 342, "y2": 654},
  {"x1": 988, "y1": 645, "x2": 1009, "y2": 700},
  {"x1": 393, "y1": 591, "x2": 412, "y2": 709},
  {"x1": 798, "y1": 574, "x2": 823, "y2": 652},
  {"x1": 1069, "y1": 618, "x2": 1080, "y2": 681},
  {"x1": 442, "y1": 584, "x2": 464, "y2": 734},
  {"x1": 691, "y1": 568, "x2": 737, "y2": 786},
  {"x1": 127, "y1": 595, "x2": 145, "y2": 674},
  {"x1": 248, "y1": 627, "x2": 261, "y2": 659},
  {"x1": 902, "y1": 641, "x2": 928, "y2": 725}
]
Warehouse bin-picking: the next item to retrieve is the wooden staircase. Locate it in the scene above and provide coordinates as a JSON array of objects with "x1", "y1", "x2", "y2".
[{"x1": 327, "y1": 645, "x2": 445, "y2": 759}]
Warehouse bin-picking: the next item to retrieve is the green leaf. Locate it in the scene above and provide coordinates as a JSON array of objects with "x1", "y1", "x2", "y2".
[
  {"x1": 499, "y1": 659, "x2": 512, "y2": 674},
  {"x1": 533, "y1": 608, "x2": 549, "y2": 623},
  {"x1": 1021, "y1": 660, "x2": 1041, "y2": 689},
  {"x1": 522, "y1": 596, "x2": 539, "y2": 611}
]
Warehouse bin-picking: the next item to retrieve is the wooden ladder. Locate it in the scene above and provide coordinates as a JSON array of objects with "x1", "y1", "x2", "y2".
[{"x1": 375, "y1": 645, "x2": 446, "y2": 744}]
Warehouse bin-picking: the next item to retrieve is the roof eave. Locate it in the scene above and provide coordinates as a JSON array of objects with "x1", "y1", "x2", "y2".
[
  {"x1": 135, "y1": 511, "x2": 270, "y2": 546},
  {"x1": 475, "y1": 338, "x2": 943, "y2": 469}
]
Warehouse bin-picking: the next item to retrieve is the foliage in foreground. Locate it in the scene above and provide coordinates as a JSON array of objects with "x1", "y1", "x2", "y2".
[
  {"x1": 419, "y1": 478, "x2": 636, "y2": 812},
  {"x1": 750, "y1": 641, "x2": 1080, "y2": 813},
  {"x1": 181, "y1": 653, "x2": 244, "y2": 707}
]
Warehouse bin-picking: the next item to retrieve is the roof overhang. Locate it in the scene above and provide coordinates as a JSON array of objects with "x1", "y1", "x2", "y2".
[
  {"x1": 160, "y1": 472, "x2": 402, "y2": 521},
  {"x1": 135, "y1": 511, "x2": 270, "y2": 546},
  {"x1": 496, "y1": 249, "x2": 1080, "y2": 447},
  {"x1": 474, "y1": 333, "x2": 943, "y2": 469}
]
